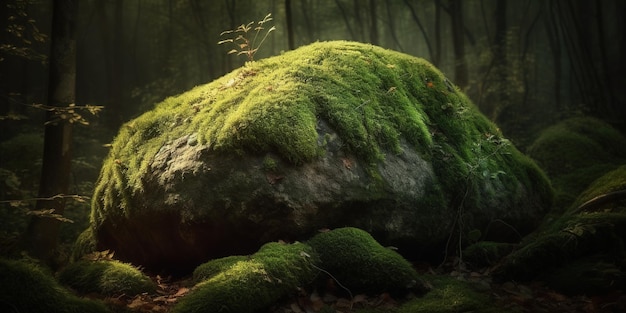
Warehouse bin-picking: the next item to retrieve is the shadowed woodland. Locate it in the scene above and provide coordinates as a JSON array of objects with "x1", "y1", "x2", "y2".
[{"x1": 1, "y1": 0, "x2": 626, "y2": 312}]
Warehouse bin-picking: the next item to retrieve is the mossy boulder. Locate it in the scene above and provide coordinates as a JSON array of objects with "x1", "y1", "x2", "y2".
[
  {"x1": 494, "y1": 165, "x2": 626, "y2": 294},
  {"x1": 89, "y1": 40, "x2": 552, "y2": 273},
  {"x1": 58, "y1": 259, "x2": 155, "y2": 296},
  {"x1": 0, "y1": 258, "x2": 109, "y2": 313},
  {"x1": 527, "y1": 116, "x2": 626, "y2": 209}
]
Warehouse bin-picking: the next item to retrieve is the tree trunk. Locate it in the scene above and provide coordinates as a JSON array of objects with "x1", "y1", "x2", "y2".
[
  {"x1": 285, "y1": 0, "x2": 295, "y2": 50},
  {"x1": 450, "y1": 0, "x2": 468, "y2": 89},
  {"x1": 24, "y1": 0, "x2": 77, "y2": 266},
  {"x1": 368, "y1": 0, "x2": 378, "y2": 45}
]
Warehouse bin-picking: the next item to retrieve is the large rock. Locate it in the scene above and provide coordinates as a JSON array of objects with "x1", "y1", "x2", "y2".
[{"x1": 88, "y1": 41, "x2": 552, "y2": 273}]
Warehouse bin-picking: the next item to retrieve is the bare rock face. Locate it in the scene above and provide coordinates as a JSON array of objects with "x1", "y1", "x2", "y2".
[{"x1": 88, "y1": 41, "x2": 553, "y2": 273}]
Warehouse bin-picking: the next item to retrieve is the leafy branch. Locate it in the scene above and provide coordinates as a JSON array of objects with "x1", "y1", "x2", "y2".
[
  {"x1": 218, "y1": 13, "x2": 276, "y2": 61},
  {"x1": 31, "y1": 103, "x2": 104, "y2": 126}
]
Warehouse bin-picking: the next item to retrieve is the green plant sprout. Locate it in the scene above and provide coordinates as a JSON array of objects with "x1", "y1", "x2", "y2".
[{"x1": 218, "y1": 13, "x2": 276, "y2": 61}]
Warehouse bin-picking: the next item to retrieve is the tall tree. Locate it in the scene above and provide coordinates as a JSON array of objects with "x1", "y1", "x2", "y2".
[
  {"x1": 285, "y1": 0, "x2": 295, "y2": 50},
  {"x1": 24, "y1": 0, "x2": 77, "y2": 265},
  {"x1": 368, "y1": 0, "x2": 378, "y2": 45},
  {"x1": 449, "y1": 0, "x2": 468, "y2": 89}
]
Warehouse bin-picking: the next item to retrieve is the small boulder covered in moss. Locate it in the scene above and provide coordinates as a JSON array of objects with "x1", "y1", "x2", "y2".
[
  {"x1": 307, "y1": 227, "x2": 427, "y2": 295},
  {"x1": 0, "y1": 258, "x2": 109, "y2": 313},
  {"x1": 173, "y1": 241, "x2": 318, "y2": 313},
  {"x1": 494, "y1": 165, "x2": 626, "y2": 292},
  {"x1": 58, "y1": 259, "x2": 155, "y2": 296},
  {"x1": 527, "y1": 116, "x2": 626, "y2": 209}
]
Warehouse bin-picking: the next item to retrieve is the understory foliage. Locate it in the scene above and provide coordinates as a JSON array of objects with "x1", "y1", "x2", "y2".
[{"x1": 218, "y1": 13, "x2": 276, "y2": 61}]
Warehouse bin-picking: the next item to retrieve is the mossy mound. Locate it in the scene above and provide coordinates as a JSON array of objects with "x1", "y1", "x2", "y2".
[
  {"x1": 172, "y1": 241, "x2": 318, "y2": 313},
  {"x1": 0, "y1": 258, "x2": 109, "y2": 313},
  {"x1": 307, "y1": 227, "x2": 425, "y2": 295},
  {"x1": 396, "y1": 275, "x2": 501, "y2": 313},
  {"x1": 527, "y1": 117, "x2": 626, "y2": 209},
  {"x1": 463, "y1": 241, "x2": 518, "y2": 268},
  {"x1": 175, "y1": 227, "x2": 426, "y2": 313},
  {"x1": 193, "y1": 254, "x2": 248, "y2": 282},
  {"x1": 90, "y1": 40, "x2": 552, "y2": 273},
  {"x1": 58, "y1": 259, "x2": 155, "y2": 296},
  {"x1": 494, "y1": 165, "x2": 626, "y2": 294}
]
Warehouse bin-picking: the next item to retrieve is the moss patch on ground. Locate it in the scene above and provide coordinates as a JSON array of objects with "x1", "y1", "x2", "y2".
[
  {"x1": 172, "y1": 241, "x2": 318, "y2": 313},
  {"x1": 58, "y1": 259, "x2": 155, "y2": 296},
  {"x1": 175, "y1": 227, "x2": 426, "y2": 313},
  {"x1": 396, "y1": 275, "x2": 502, "y2": 313},
  {"x1": 0, "y1": 258, "x2": 109, "y2": 313},
  {"x1": 91, "y1": 40, "x2": 551, "y2": 232},
  {"x1": 307, "y1": 227, "x2": 424, "y2": 296}
]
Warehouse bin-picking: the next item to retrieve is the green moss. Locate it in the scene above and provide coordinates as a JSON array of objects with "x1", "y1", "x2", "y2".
[
  {"x1": 398, "y1": 275, "x2": 502, "y2": 313},
  {"x1": 0, "y1": 258, "x2": 109, "y2": 313},
  {"x1": 173, "y1": 241, "x2": 318, "y2": 313},
  {"x1": 545, "y1": 255, "x2": 626, "y2": 295},
  {"x1": 58, "y1": 260, "x2": 155, "y2": 296},
  {"x1": 71, "y1": 228, "x2": 97, "y2": 261},
  {"x1": 528, "y1": 117, "x2": 626, "y2": 209},
  {"x1": 463, "y1": 241, "x2": 517, "y2": 267},
  {"x1": 262, "y1": 155, "x2": 278, "y2": 172},
  {"x1": 307, "y1": 227, "x2": 423, "y2": 295},
  {"x1": 192, "y1": 255, "x2": 248, "y2": 283},
  {"x1": 570, "y1": 164, "x2": 626, "y2": 212},
  {"x1": 92, "y1": 41, "x2": 550, "y2": 226}
]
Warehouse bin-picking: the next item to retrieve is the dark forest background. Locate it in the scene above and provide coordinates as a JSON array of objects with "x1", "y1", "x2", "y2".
[{"x1": 1, "y1": 0, "x2": 625, "y2": 256}]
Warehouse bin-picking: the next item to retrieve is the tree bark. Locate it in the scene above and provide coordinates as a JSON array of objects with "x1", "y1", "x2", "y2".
[
  {"x1": 368, "y1": 0, "x2": 378, "y2": 45},
  {"x1": 285, "y1": 0, "x2": 295, "y2": 50},
  {"x1": 24, "y1": 0, "x2": 77, "y2": 266},
  {"x1": 449, "y1": 0, "x2": 468, "y2": 89}
]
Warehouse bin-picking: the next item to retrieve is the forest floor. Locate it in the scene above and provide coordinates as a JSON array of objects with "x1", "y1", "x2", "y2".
[{"x1": 93, "y1": 261, "x2": 626, "y2": 313}]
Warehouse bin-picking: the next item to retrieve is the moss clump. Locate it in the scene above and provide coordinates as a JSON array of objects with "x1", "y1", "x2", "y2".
[
  {"x1": 569, "y1": 164, "x2": 626, "y2": 213},
  {"x1": 307, "y1": 227, "x2": 424, "y2": 295},
  {"x1": 192, "y1": 255, "x2": 247, "y2": 283},
  {"x1": 58, "y1": 259, "x2": 155, "y2": 296},
  {"x1": 528, "y1": 117, "x2": 626, "y2": 209},
  {"x1": 173, "y1": 241, "x2": 317, "y2": 313},
  {"x1": 396, "y1": 276, "x2": 503, "y2": 313},
  {"x1": 0, "y1": 258, "x2": 109, "y2": 313},
  {"x1": 463, "y1": 241, "x2": 517, "y2": 268},
  {"x1": 70, "y1": 228, "x2": 97, "y2": 261}
]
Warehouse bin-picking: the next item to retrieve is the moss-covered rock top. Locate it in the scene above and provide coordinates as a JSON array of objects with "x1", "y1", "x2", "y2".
[{"x1": 95, "y1": 40, "x2": 546, "y2": 207}]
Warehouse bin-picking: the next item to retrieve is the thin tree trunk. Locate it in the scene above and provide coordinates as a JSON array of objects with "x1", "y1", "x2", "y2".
[
  {"x1": 285, "y1": 0, "x2": 295, "y2": 50},
  {"x1": 403, "y1": 0, "x2": 434, "y2": 63},
  {"x1": 335, "y1": 0, "x2": 356, "y2": 41},
  {"x1": 25, "y1": 0, "x2": 77, "y2": 266},
  {"x1": 368, "y1": 0, "x2": 378, "y2": 45},
  {"x1": 449, "y1": 0, "x2": 468, "y2": 89}
]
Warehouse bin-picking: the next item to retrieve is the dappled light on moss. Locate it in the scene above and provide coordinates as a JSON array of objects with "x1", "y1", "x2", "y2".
[{"x1": 58, "y1": 259, "x2": 155, "y2": 296}]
